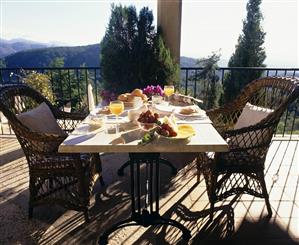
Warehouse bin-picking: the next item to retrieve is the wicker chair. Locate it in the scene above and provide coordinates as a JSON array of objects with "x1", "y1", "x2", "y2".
[
  {"x1": 0, "y1": 84, "x2": 104, "y2": 222},
  {"x1": 197, "y1": 76, "x2": 299, "y2": 220}
]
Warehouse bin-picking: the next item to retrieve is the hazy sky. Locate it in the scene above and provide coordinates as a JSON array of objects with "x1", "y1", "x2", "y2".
[{"x1": 0, "y1": 0, "x2": 298, "y2": 67}]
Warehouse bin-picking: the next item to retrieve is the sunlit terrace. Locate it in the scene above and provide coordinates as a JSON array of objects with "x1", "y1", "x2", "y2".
[
  {"x1": 0, "y1": 68, "x2": 298, "y2": 244},
  {"x1": 0, "y1": 134, "x2": 298, "y2": 244},
  {"x1": 1, "y1": 1, "x2": 299, "y2": 244}
]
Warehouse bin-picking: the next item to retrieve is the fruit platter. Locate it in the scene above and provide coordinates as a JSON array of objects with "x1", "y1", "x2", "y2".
[
  {"x1": 138, "y1": 113, "x2": 196, "y2": 145},
  {"x1": 156, "y1": 116, "x2": 196, "y2": 140},
  {"x1": 137, "y1": 109, "x2": 159, "y2": 131}
]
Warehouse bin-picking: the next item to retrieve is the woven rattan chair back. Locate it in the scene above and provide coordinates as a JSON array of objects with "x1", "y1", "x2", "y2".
[
  {"x1": 209, "y1": 77, "x2": 298, "y2": 133},
  {"x1": 0, "y1": 84, "x2": 102, "y2": 221},
  {"x1": 0, "y1": 84, "x2": 67, "y2": 157}
]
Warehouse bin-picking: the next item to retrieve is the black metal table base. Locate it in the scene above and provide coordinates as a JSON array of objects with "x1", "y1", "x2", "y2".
[
  {"x1": 98, "y1": 211, "x2": 191, "y2": 244},
  {"x1": 98, "y1": 153, "x2": 190, "y2": 244},
  {"x1": 117, "y1": 158, "x2": 177, "y2": 176}
]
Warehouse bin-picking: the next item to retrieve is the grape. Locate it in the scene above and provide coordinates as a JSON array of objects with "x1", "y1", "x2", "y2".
[
  {"x1": 137, "y1": 110, "x2": 159, "y2": 124},
  {"x1": 138, "y1": 128, "x2": 157, "y2": 145}
]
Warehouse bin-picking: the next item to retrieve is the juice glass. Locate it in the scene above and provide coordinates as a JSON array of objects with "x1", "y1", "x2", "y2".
[
  {"x1": 109, "y1": 100, "x2": 124, "y2": 133},
  {"x1": 164, "y1": 85, "x2": 175, "y2": 101}
]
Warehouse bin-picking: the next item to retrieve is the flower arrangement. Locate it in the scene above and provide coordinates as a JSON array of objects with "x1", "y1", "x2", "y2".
[
  {"x1": 142, "y1": 85, "x2": 164, "y2": 97},
  {"x1": 100, "y1": 89, "x2": 117, "y2": 105}
]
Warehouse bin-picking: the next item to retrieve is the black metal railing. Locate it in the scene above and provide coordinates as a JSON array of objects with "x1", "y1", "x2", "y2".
[
  {"x1": 180, "y1": 67, "x2": 299, "y2": 98},
  {"x1": 0, "y1": 67, "x2": 103, "y2": 111},
  {"x1": 180, "y1": 67, "x2": 299, "y2": 138},
  {"x1": 0, "y1": 66, "x2": 298, "y2": 137}
]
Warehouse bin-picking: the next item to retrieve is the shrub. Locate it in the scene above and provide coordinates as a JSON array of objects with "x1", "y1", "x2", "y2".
[{"x1": 23, "y1": 72, "x2": 55, "y2": 103}]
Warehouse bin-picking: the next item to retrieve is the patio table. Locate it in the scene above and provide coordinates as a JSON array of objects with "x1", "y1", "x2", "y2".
[{"x1": 58, "y1": 108, "x2": 228, "y2": 244}]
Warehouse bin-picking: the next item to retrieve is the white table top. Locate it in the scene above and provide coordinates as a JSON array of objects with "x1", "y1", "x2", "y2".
[{"x1": 59, "y1": 119, "x2": 228, "y2": 154}]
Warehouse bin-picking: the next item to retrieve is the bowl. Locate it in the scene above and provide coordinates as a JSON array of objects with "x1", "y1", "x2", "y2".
[
  {"x1": 155, "y1": 124, "x2": 195, "y2": 142},
  {"x1": 88, "y1": 115, "x2": 105, "y2": 130},
  {"x1": 137, "y1": 121, "x2": 157, "y2": 131},
  {"x1": 155, "y1": 131, "x2": 191, "y2": 143}
]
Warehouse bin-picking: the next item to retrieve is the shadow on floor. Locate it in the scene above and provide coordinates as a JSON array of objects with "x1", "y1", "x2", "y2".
[
  {"x1": 29, "y1": 153, "x2": 198, "y2": 244},
  {"x1": 132, "y1": 183, "x2": 236, "y2": 245}
]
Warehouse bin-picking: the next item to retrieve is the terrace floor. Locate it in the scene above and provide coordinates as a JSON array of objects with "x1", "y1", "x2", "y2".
[{"x1": 0, "y1": 136, "x2": 298, "y2": 245}]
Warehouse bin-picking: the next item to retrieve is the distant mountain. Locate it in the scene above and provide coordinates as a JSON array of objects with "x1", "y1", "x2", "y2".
[
  {"x1": 2, "y1": 40, "x2": 221, "y2": 69},
  {"x1": 4, "y1": 44, "x2": 101, "y2": 68},
  {"x1": 0, "y1": 38, "x2": 52, "y2": 58},
  {"x1": 4, "y1": 43, "x2": 195, "y2": 68},
  {"x1": 180, "y1": 56, "x2": 199, "y2": 67}
]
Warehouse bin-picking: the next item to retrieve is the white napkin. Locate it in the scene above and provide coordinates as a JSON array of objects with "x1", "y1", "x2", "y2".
[
  {"x1": 127, "y1": 104, "x2": 148, "y2": 122},
  {"x1": 87, "y1": 84, "x2": 95, "y2": 112}
]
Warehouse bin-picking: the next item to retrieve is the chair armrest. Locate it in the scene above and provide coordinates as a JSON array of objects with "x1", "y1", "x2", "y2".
[
  {"x1": 222, "y1": 122, "x2": 274, "y2": 152},
  {"x1": 206, "y1": 103, "x2": 244, "y2": 133},
  {"x1": 52, "y1": 108, "x2": 88, "y2": 132},
  {"x1": 53, "y1": 108, "x2": 87, "y2": 121},
  {"x1": 19, "y1": 130, "x2": 67, "y2": 154}
]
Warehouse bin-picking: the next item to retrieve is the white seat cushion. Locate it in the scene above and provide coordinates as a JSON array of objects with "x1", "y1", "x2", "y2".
[
  {"x1": 17, "y1": 102, "x2": 65, "y2": 136},
  {"x1": 234, "y1": 103, "x2": 273, "y2": 129},
  {"x1": 233, "y1": 103, "x2": 274, "y2": 154}
]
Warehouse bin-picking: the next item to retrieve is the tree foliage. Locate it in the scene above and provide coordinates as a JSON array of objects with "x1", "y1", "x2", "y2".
[
  {"x1": 191, "y1": 53, "x2": 222, "y2": 110},
  {"x1": 100, "y1": 5, "x2": 179, "y2": 94},
  {"x1": 223, "y1": 0, "x2": 266, "y2": 103},
  {"x1": 0, "y1": 59, "x2": 6, "y2": 68},
  {"x1": 48, "y1": 57, "x2": 89, "y2": 111},
  {"x1": 197, "y1": 53, "x2": 222, "y2": 109},
  {"x1": 23, "y1": 72, "x2": 55, "y2": 103}
]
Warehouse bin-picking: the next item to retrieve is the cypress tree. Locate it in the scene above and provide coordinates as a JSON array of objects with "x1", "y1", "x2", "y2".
[
  {"x1": 223, "y1": 0, "x2": 266, "y2": 103},
  {"x1": 100, "y1": 5, "x2": 179, "y2": 94}
]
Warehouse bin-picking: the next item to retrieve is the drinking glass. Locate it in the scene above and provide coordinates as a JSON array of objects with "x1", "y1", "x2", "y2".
[
  {"x1": 109, "y1": 100, "x2": 124, "y2": 133},
  {"x1": 164, "y1": 85, "x2": 175, "y2": 101},
  {"x1": 152, "y1": 94, "x2": 162, "y2": 105}
]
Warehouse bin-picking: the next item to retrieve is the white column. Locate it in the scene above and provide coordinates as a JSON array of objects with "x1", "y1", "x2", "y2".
[{"x1": 157, "y1": 0, "x2": 182, "y2": 64}]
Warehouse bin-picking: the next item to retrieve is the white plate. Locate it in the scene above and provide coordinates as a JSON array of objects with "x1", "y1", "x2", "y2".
[
  {"x1": 154, "y1": 104, "x2": 175, "y2": 113},
  {"x1": 155, "y1": 132, "x2": 192, "y2": 143},
  {"x1": 175, "y1": 112, "x2": 205, "y2": 118},
  {"x1": 174, "y1": 106, "x2": 206, "y2": 118},
  {"x1": 73, "y1": 124, "x2": 105, "y2": 135}
]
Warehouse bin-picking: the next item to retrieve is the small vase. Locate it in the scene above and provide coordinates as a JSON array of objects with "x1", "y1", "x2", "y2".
[{"x1": 101, "y1": 99, "x2": 109, "y2": 106}]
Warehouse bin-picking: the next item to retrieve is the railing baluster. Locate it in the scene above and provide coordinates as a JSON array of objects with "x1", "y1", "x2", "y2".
[
  {"x1": 221, "y1": 69, "x2": 225, "y2": 84},
  {"x1": 94, "y1": 69, "x2": 98, "y2": 105},
  {"x1": 0, "y1": 69, "x2": 3, "y2": 85},
  {"x1": 76, "y1": 69, "x2": 81, "y2": 109},
  {"x1": 284, "y1": 69, "x2": 287, "y2": 76},
  {"x1": 282, "y1": 108, "x2": 289, "y2": 137},
  {"x1": 85, "y1": 69, "x2": 89, "y2": 110},
  {"x1": 194, "y1": 69, "x2": 197, "y2": 98},
  {"x1": 67, "y1": 69, "x2": 72, "y2": 108},
  {"x1": 185, "y1": 69, "x2": 189, "y2": 95},
  {"x1": 292, "y1": 70, "x2": 296, "y2": 78},
  {"x1": 59, "y1": 69, "x2": 64, "y2": 108},
  {"x1": 289, "y1": 100, "x2": 298, "y2": 139}
]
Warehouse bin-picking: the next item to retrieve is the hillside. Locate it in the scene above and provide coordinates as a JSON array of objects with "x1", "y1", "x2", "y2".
[
  {"x1": 180, "y1": 56, "x2": 199, "y2": 67},
  {"x1": 4, "y1": 44, "x2": 101, "y2": 68},
  {"x1": 1, "y1": 38, "x2": 200, "y2": 68},
  {"x1": 0, "y1": 39, "x2": 52, "y2": 58}
]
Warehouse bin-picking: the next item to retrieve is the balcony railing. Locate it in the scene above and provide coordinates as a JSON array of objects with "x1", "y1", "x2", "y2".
[{"x1": 0, "y1": 66, "x2": 298, "y2": 138}]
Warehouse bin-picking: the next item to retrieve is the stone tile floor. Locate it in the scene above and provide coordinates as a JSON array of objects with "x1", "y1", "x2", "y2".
[{"x1": 0, "y1": 136, "x2": 298, "y2": 245}]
